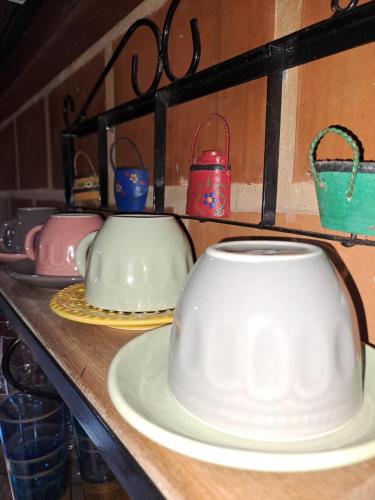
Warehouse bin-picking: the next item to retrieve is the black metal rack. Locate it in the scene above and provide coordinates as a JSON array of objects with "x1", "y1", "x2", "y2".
[{"x1": 61, "y1": 0, "x2": 375, "y2": 247}]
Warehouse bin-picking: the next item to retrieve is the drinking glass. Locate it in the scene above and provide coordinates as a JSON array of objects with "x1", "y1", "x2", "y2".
[
  {"x1": 0, "y1": 394, "x2": 70, "y2": 500},
  {"x1": 73, "y1": 418, "x2": 128, "y2": 500}
]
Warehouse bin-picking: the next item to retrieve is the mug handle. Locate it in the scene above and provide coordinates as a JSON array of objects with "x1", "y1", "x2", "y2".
[
  {"x1": 2, "y1": 338, "x2": 60, "y2": 401},
  {"x1": 0, "y1": 219, "x2": 17, "y2": 252},
  {"x1": 75, "y1": 231, "x2": 98, "y2": 277},
  {"x1": 24, "y1": 224, "x2": 43, "y2": 260}
]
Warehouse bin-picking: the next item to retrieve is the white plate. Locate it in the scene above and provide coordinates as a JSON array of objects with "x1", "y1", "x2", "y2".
[
  {"x1": 108, "y1": 325, "x2": 375, "y2": 472},
  {"x1": 9, "y1": 271, "x2": 84, "y2": 289}
]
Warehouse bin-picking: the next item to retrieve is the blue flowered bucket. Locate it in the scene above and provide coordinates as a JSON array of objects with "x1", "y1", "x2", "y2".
[{"x1": 110, "y1": 137, "x2": 148, "y2": 212}]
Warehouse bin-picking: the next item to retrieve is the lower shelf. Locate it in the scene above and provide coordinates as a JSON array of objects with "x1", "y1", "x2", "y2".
[{"x1": 0, "y1": 294, "x2": 163, "y2": 500}]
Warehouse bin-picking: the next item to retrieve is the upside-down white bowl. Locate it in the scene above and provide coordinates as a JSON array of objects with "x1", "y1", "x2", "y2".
[{"x1": 168, "y1": 240, "x2": 362, "y2": 441}]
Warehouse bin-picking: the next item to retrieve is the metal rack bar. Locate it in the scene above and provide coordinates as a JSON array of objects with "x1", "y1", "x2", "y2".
[
  {"x1": 179, "y1": 215, "x2": 374, "y2": 247},
  {"x1": 261, "y1": 66, "x2": 283, "y2": 225},
  {"x1": 98, "y1": 116, "x2": 109, "y2": 209},
  {"x1": 154, "y1": 98, "x2": 167, "y2": 213},
  {"x1": 62, "y1": 133, "x2": 75, "y2": 207}
]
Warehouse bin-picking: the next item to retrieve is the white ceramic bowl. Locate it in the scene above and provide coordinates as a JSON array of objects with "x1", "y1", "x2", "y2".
[
  {"x1": 168, "y1": 240, "x2": 362, "y2": 441},
  {"x1": 76, "y1": 214, "x2": 194, "y2": 312}
]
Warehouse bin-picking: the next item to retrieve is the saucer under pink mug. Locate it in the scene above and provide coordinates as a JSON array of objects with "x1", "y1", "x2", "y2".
[{"x1": 24, "y1": 213, "x2": 103, "y2": 276}]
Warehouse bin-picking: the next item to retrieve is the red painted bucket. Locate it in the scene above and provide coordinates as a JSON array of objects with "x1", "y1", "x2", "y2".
[{"x1": 186, "y1": 113, "x2": 231, "y2": 218}]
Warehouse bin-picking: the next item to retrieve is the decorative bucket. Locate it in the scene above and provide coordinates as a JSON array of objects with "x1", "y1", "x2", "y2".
[
  {"x1": 186, "y1": 113, "x2": 231, "y2": 218},
  {"x1": 309, "y1": 126, "x2": 375, "y2": 236},
  {"x1": 71, "y1": 151, "x2": 101, "y2": 208},
  {"x1": 110, "y1": 137, "x2": 148, "y2": 212}
]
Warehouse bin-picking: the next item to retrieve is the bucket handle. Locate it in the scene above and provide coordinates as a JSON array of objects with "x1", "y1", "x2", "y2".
[
  {"x1": 190, "y1": 113, "x2": 230, "y2": 168},
  {"x1": 109, "y1": 137, "x2": 146, "y2": 172},
  {"x1": 308, "y1": 126, "x2": 360, "y2": 201},
  {"x1": 73, "y1": 151, "x2": 98, "y2": 178}
]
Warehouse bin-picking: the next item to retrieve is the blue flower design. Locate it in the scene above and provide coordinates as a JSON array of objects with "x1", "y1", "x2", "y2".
[{"x1": 203, "y1": 192, "x2": 217, "y2": 209}]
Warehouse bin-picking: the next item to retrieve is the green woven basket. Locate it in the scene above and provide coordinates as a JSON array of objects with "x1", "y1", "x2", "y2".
[{"x1": 308, "y1": 127, "x2": 375, "y2": 236}]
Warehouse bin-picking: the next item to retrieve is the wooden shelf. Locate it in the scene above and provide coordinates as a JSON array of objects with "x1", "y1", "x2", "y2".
[{"x1": 1, "y1": 269, "x2": 374, "y2": 500}]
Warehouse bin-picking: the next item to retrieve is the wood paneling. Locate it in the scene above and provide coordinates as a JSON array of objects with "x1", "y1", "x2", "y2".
[
  {"x1": 10, "y1": 198, "x2": 34, "y2": 213},
  {"x1": 301, "y1": 0, "x2": 369, "y2": 27},
  {"x1": 49, "y1": 52, "x2": 105, "y2": 189},
  {"x1": 0, "y1": 0, "x2": 143, "y2": 122},
  {"x1": 113, "y1": 0, "x2": 274, "y2": 186},
  {"x1": 0, "y1": 124, "x2": 17, "y2": 190},
  {"x1": 294, "y1": 0, "x2": 375, "y2": 183},
  {"x1": 17, "y1": 100, "x2": 47, "y2": 189},
  {"x1": 35, "y1": 199, "x2": 65, "y2": 210}
]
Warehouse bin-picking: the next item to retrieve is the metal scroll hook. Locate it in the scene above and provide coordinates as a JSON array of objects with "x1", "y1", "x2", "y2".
[
  {"x1": 131, "y1": 19, "x2": 163, "y2": 97},
  {"x1": 63, "y1": 94, "x2": 76, "y2": 128},
  {"x1": 161, "y1": 0, "x2": 201, "y2": 82},
  {"x1": 331, "y1": 0, "x2": 359, "y2": 15},
  {"x1": 71, "y1": 19, "x2": 163, "y2": 126}
]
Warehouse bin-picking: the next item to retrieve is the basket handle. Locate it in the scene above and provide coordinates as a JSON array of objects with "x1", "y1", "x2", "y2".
[
  {"x1": 308, "y1": 126, "x2": 360, "y2": 201},
  {"x1": 73, "y1": 151, "x2": 97, "y2": 178},
  {"x1": 190, "y1": 113, "x2": 230, "y2": 168},
  {"x1": 109, "y1": 137, "x2": 146, "y2": 172}
]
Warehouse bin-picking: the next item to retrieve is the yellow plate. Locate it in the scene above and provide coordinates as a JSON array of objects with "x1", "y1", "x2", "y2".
[{"x1": 49, "y1": 284, "x2": 174, "y2": 330}]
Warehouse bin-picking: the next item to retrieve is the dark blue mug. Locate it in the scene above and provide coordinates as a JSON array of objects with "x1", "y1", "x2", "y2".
[{"x1": 110, "y1": 137, "x2": 149, "y2": 212}]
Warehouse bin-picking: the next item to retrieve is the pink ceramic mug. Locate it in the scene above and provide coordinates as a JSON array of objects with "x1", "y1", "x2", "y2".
[{"x1": 24, "y1": 213, "x2": 103, "y2": 276}]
